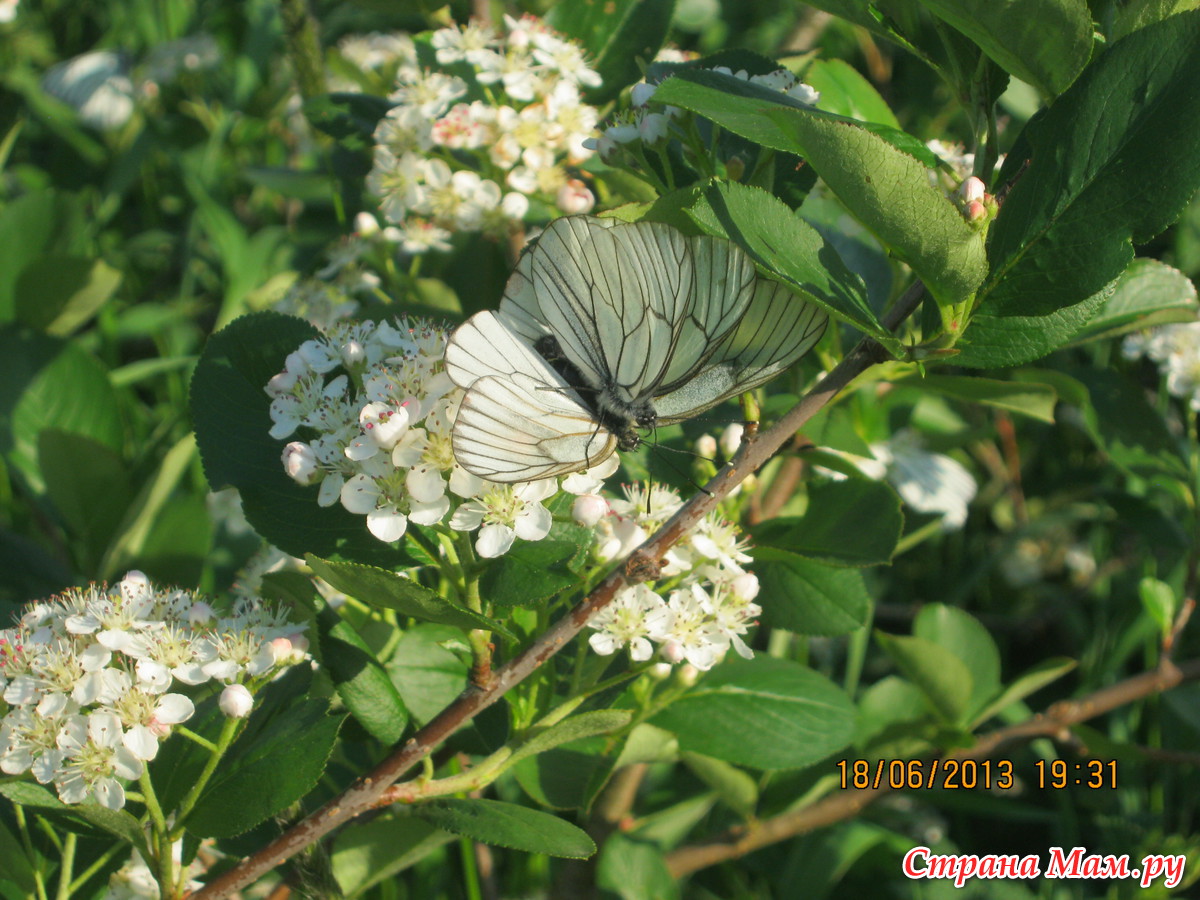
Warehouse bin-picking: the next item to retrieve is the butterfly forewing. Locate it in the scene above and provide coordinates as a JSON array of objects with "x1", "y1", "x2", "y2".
[{"x1": 453, "y1": 373, "x2": 617, "y2": 481}]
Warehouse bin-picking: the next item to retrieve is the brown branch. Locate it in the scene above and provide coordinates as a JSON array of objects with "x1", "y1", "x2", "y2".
[
  {"x1": 191, "y1": 285, "x2": 926, "y2": 899},
  {"x1": 665, "y1": 657, "x2": 1200, "y2": 878}
]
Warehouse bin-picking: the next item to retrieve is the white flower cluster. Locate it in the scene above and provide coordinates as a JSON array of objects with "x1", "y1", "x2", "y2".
[
  {"x1": 0, "y1": 572, "x2": 309, "y2": 810},
  {"x1": 576, "y1": 483, "x2": 762, "y2": 670},
  {"x1": 1123, "y1": 321, "x2": 1200, "y2": 411},
  {"x1": 586, "y1": 65, "x2": 819, "y2": 161},
  {"x1": 268, "y1": 317, "x2": 616, "y2": 557},
  {"x1": 363, "y1": 15, "x2": 601, "y2": 254}
]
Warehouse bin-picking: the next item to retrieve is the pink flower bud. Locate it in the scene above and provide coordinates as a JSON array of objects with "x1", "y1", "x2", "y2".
[
  {"x1": 219, "y1": 684, "x2": 254, "y2": 718},
  {"x1": 556, "y1": 178, "x2": 595, "y2": 215},
  {"x1": 661, "y1": 641, "x2": 685, "y2": 664},
  {"x1": 966, "y1": 199, "x2": 987, "y2": 222},
  {"x1": 572, "y1": 493, "x2": 609, "y2": 527},
  {"x1": 282, "y1": 442, "x2": 320, "y2": 485},
  {"x1": 960, "y1": 175, "x2": 986, "y2": 203}
]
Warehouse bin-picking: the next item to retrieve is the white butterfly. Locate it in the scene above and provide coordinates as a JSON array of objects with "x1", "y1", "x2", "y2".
[{"x1": 445, "y1": 216, "x2": 828, "y2": 482}]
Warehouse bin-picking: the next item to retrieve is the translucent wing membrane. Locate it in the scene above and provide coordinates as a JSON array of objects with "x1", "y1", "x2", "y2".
[
  {"x1": 654, "y1": 280, "x2": 828, "y2": 423},
  {"x1": 453, "y1": 372, "x2": 617, "y2": 481},
  {"x1": 448, "y1": 216, "x2": 828, "y2": 482}
]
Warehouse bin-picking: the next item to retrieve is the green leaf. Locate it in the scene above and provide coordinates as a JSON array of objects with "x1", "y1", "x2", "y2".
[
  {"x1": 752, "y1": 479, "x2": 903, "y2": 568},
  {"x1": 914, "y1": 604, "x2": 1000, "y2": 716},
  {"x1": 1139, "y1": 576, "x2": 1178, "y2": 637},
  {"x1": 803, "y1": 58, "x2": 901, "y2": 128},
  {"x1": 388, "y1": 624, "x2": 469, "y2": 726},
  {"x1": 0, "y1": 328, "x2": 123, "y2": 494},
  {"x1": 302, "y1": 92, "x2": 393, "y2": 150},
  {"x1": 683, "y1": 181, "x2": 890, "y2": 347},
  {"x1": 332, "y1": 815, "x2": 456, "y2": 895},
  {"x1": 38, "y1": 430, "x2": 133, "y2": 569},
  {"x1": 875, "y1": 632, "x2": 973, "y2": 724},
  {"x1": 597, "y1": 834, "x2": 679, "y2": 900},
  {"x1": 651, "y1": 656, "x2": 856, "y2": 769},
  {"x1": 1068, "y1": 258, "x2": 1199, "y2": 345},
  {"x1": 1071, "y1": 368, "x2": 1190, "y2": 480},
  {"x1": 306, "y1": 555, "x2": 510, "y2": 636},
  {"x1": 14, "y1": 256, "x2": 120, "y2": 336},
  {"x1": 549, "y1": 0, "x2": 675, "y2": 104},
  {"x1": 960, "y1": 12, "x2": 1200, "y2": 364},
  {"x1": 186, "y1": 699, "x2": 344, "y2": 838},
  {"x1": 1113, "y1": 0, "x2": 1200, "y2": 41},
  {"x1": 0, "y1": 189, "x2": 89, "y2": 321},
  {"x1": 753, "y1": 548, "x2": 873, "y2": 635},
  {"x1": 191, "y1": 312, "x2": 418, "y2": 567},
  {"x1": 971, "y1": 657, "x2": 1076, "y2": 726},
  {"x1": 653, "y1": 71, "x2": 986, "y2": 312},
  {"x1": 614, "y1": 723, "x2": 680, "y2": 768},
  {"x1": 0, "y1": 783, "x2": 148, "y2": 855},
  {"x1": 478, "y1": 539, "x2": 581, "y2": 608},
  {"x1": 513, "y1": 748, "x2": 609, "y2": 810},
  {"x1": 243, "y1": 166, "x2": 338, "y2": 202},
  {"x1": 317, "y1": 604, "x2": 409, "y2": 744},
  {"x1": 915, "y1": 0, "x2": 1092, "y2": 96},
  {"x1": 680, "y1": 752, "x2": 758, "y2": 818},
  {"x1": 413, "y1": 798, "x2": 596, "y2": 858},
  {"x1": 891, "y1": 374, "x2": 1057, "y2": 422},
  {"x1": 508, "y1": 710, "x2": 634, "y2": 767}
]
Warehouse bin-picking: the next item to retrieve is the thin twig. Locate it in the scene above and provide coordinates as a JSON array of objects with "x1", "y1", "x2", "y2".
[
  {"x1": 664, "y1": 657, "x2": 1200, "y2": 877},
  {"x1": 191, "y1": 285, "x2": 927, "y2": 899}
]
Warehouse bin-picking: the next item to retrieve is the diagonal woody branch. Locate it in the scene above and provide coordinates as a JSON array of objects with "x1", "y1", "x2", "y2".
[{"x1": 191, "y1": 283, "x2": 924, "y2": 900}]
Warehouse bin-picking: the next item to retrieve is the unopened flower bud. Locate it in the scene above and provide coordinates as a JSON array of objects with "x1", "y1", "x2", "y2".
[
  {"x1": 282, "y1": 442, "x2": 320, "y2": 485},
  {"x1": 676, "y1": 663, "x2": 700, "y2": 686},
  {"x1": 219, "y1": 683, "x2": 254, "y2": 718},
  {"x1": 572, "y1": 493, "x2": 609, "y2": 527},
  {"x1": 960, "y1": 175, "x2": 985, "y2": 203},
  {"x1": 720, "y1": 422, "x2": 744, "y2": 459},
  {"x1": 724, "y1": 156, "x2": 746, "y2": 181},
  {"x1": 556, "y1": 178, "x2": 595, "y2": 215},
  {"x1": 630, "y1": 81, "x2": 657, "y2": 107},
  {"x1": 731, "y1": 572, "x2": 760, "y2": 600},
  {"x1": 661, "y1": 641, "x2": 685, "y2": 664},
  {"x1": 695, "y1": 434, "x2": 717, "y2": 459},
  {"x1": 649, "y1": 662, "x2": 673, "y2": 681},
  {"x1": 354, "y1": 211, "x2": 380, "y2": 238},
  {"x1": 966, "y1": 199, "x2": 987, "y2": 223}
]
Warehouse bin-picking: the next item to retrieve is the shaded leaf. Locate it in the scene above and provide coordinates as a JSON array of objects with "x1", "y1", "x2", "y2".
[
  {"x1": 414, "y1": 798, "x2": 596, "y2": 858},
  {"x1": 753, "y1": 548, "x2": 873, "y2": 635}
]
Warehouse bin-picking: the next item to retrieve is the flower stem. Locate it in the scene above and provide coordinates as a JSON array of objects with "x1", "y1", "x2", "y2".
[
  {"x1": 54, "y1": 832, "x2": 76, "y2": 900},
  {"x1": 175, "y1": 725, "x2": 219, "y2": 752},
  {"x1": 14, "y1": 804, "x2": 50, "y2": 900},
  {"x1": 173, "y1": 714, "x2": 244, "y2": 831}
]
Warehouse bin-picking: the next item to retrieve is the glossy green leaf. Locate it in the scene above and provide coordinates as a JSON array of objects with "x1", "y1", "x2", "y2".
[
  {"x1": 191, "y1": 312, "x2": 418, "y2": 567},
  {"x1": 1112, "y1": 0, "x2": 1200, "y2": 41},
  {"x1": 681, "y1": 752, "x2": 758, "y2": 818},
  {"x1": 478, "y1": 539, "x2": 581, "y2": 608},
  {"x1": 875, "y1": 632, "x2": 973, "y2": 724},
  {"x1": 307, "y1": 555, "x2": 510, "y2": 635},
  {"x1": 508, "y1": 710, "x2": 633, "y2": 767},
  {"x1": 1139, "y1": 576, "x2": 1178, "y2": 637},
  {"x1": 513, "y1": 747, "x2": 609, "y2": 810},
  {"x1": 14, "y1": 256, "x2": 120, "y2": 336},
  {"x1": 1071, "y1": 368, "x2": 1189, "y2": 480},
  {"x1": 916, "y1": 0, "x2": 1092, "y2": 96},
  {"x1": 959, "y1": 12, "x2": 1200, "y2": 365},
  {"x1": 683, "y1": 181, "x2": 890, "y2": 347},
  {"x1": 0, "y1": 783, "x2": 148, "y2": 855},
  {"x1": 971, "y1": 657, "x2": 1076, "y2": 726},
  {"x1": 1068, "y1": 258, "x2": 1199, "y2": 345},
  {"x1": 653, "y1": 71, "x2": 986, "y2": 312},
  {"x1": 914, "y1": 604, "x2": 1000, "y2": 715},
  {"x1": 652, "y1": 657, "x2": 856, "y2": 769},
  {"x1": 317, "y1": 604, "x2": 409, "y2": 744},
  {"x1": 332, "y1": 815, "x2": 455, "y2": 895},
  {"x1": 804, "y1": 58, "x2": 900, "y2": 128},
  {"x1": 414, "y1": 798, "x2": 596, "y2": 858},
  {"x1": 38, "y1": 430, "x2": 132, "y2": 568},
  {"x1": 0, "y1": 328, "x2": 123, "y2": 494},
  {"x1": 890, "y1": 374, "x2": 1057, "y2": 422},
  {"x1": 753, "y1": 548, "x2": 873, "y2": 635},
  {"x1": 752, "y1": 478, "x2": 903, "y2": 568},
  {"x1": 597, "y1": 834, "x2": 679, "y2": 900},
  {"x1": 388, "y1": 624, "x2": 468, "y2": 726},
  {"x1": 186, "y1": 699, "x2": 344, "y2": 838}
]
